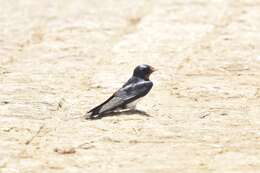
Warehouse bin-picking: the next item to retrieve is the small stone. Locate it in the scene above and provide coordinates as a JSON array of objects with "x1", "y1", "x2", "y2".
[{"x1": 54, "y1": 147, "x2": 76, "y2": 155}]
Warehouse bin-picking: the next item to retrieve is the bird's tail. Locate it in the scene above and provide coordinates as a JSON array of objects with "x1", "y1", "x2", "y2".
[
  {"x1": 85, "y1": 95, "x2": 115, "y2": 120},
  {"x1": 85, "y1": 107, "x2": 102, "y2": 120}
]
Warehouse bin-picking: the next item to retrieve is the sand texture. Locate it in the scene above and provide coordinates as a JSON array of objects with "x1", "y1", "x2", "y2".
[{"x1": 1, "y1": 0, "x2": 260, "y2": 172}]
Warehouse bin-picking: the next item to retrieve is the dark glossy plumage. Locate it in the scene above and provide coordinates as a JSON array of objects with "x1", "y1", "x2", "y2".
[{"x1": 86, "y1": 64, "x2": 155, "y2": 119}]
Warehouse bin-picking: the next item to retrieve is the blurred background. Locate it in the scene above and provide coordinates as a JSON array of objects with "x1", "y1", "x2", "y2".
[{"x1": 1, "y1": 0, "x2": 260, "y2": 172}]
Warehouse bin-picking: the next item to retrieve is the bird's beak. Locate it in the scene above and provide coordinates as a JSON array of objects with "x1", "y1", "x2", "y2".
[{"x1": 150, "y1": 66, "x2": 158, "y2": 73}]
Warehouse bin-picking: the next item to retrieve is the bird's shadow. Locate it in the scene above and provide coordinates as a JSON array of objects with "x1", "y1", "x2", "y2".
[{"x1": 88, "y1": 109, "x2": 151, "y2": 120}]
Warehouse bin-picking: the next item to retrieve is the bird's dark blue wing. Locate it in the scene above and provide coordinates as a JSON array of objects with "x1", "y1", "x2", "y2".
[
  {"x1": 87, "y1": 80, "x2": 153, "y2": 117},
  {"x1": 116, "y1": 81, "x2": 153, "y2": 101}
]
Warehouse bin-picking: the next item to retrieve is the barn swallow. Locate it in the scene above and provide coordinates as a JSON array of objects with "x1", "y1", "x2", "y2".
[{"x1": 85, "y1": 64, "x2": 156, "y2": 119}]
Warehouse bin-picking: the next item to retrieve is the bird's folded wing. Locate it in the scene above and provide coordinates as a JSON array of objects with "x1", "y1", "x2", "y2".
[
  {"x1": 98, "y1": 96, "x2": 124, "y2": 113},
  {"x1": 115, "y1": 81, "x2": 153, "y2": 100},
  {"x1": 100, "y1": 81, "x2": 153, "y2": 112},
  {"x1": 88, "y1": 81, "x2": 153, "y2": 115}
]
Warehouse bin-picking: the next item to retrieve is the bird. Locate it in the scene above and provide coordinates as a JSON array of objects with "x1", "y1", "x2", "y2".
[{"x1": 85, "y1": 64, "x2": 156, "y2": 119}]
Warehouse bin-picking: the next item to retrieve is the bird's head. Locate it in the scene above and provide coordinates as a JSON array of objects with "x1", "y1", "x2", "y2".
[{"x1": 133, "y1": 64, "x2": 157, "y2": 80}]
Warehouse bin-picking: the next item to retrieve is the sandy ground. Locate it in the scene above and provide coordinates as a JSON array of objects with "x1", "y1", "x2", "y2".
[{"x1": 1, "y1": 0, "x2": 260, "y2": 172}]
